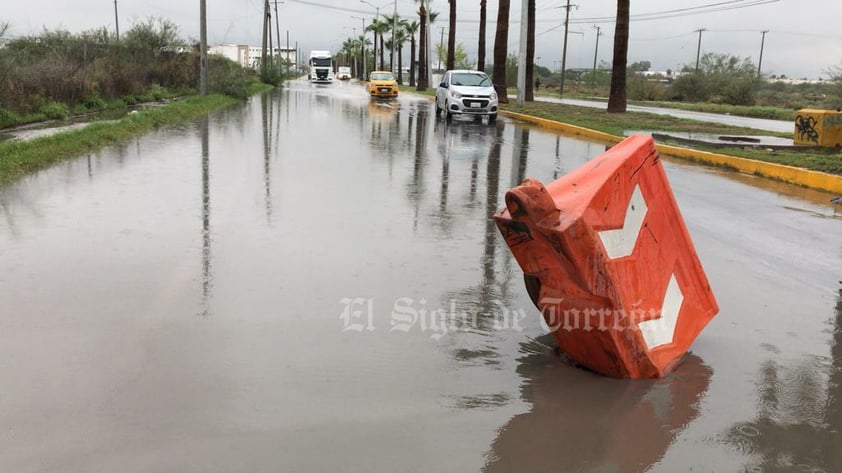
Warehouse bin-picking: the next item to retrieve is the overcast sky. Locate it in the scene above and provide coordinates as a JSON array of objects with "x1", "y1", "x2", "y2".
[{"x1": 4, "y1": 0, "x2": 842, "y2": 78}]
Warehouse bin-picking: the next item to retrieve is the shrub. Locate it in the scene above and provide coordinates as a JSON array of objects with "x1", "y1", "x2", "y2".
[
  {"x1": 83, "y1": 94, "x2": 107, "y2": 110},
  {"x1": 39, "y1": 101, "x2": 70, "y2": 120},
  {"x1": 0, "y1": 108, "x2": 22, "y2": 128},
  {"x1": 627, "y1": 75, "x2": 667, "y2": 101}
]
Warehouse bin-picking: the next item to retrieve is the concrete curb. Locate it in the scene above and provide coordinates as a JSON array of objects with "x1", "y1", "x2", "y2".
[{"x1": 500, "y1": 110, "x2": 842, "y2": 195}]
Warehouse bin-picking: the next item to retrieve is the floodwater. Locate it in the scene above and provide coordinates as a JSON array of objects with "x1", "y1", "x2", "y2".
[{"x1": 1, "y1": 80, "x2": 841, "y2": 472}]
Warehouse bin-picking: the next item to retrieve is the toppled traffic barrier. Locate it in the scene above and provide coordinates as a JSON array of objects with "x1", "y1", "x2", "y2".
[{"x1": 494, "y1": 135, "x2": 718, "y2": 378}]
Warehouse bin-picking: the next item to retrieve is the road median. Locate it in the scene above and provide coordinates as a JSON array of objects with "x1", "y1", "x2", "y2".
[{"x1": 500, "y1": 109, "x2": 842, "y2": 195}]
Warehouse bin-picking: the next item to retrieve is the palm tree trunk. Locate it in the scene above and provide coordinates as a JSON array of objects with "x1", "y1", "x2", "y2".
[
  {"x1": 492, "y1": 0, "x2": 510, "y2": 102},
  {"x1": 447, "y1": 0, "x2": 456, "y2": 70},
  {"x1": 372, "y1": 31, "x2": 377, "y2": 73},
  {"x1": 477, "y1": 0, "x2": 486, "y2": 72},
  {"x1": 410, "y1": 36, "x2": 417, "y2": 86},
  {"x1": 607, "y1": 0, "x2": 629, "y2": 112},
  {"x1": 380, "y1": 34, "x2": 385, "y2": 70},
  {"x1": 398, "y1": 46, "x2": 404, "y2": 84},
  {"x1": 525, "y1": 0, "x2": 535, "y2": 101},
  {"x1": 418, "y1": 5, "x2": 428, "y2": 90}
]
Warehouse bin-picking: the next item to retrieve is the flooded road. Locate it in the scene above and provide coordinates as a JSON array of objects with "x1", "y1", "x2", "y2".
[{"x1": 1, "y1": 80, "x2": 841, "y2": 472}]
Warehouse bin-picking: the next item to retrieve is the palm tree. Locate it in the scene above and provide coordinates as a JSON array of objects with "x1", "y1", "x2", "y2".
[
  {"x1": 394, "y1": 22, "x2": 410, "y2": 84},
  {"x1": 383, "y1": 14, "x2": 403, "y2": 72},
  {"x1": 477, "y1": 0, "x2": 487, "y2": 72},
  {"x1": 415, "y1": 1, "x2": 429, "y2": 90},
  {"x1": 405, "y1": 20, "x2": 420, "y2": 86},
  {"x1": 446, "y1": 0, "x2": 456, "y2": 70},
  {"x1": 374, "y1": 19, "x2": 391, "y2": 70},
  {"x1": 492, "y1": 0, "x2": 511, "y2": 102},
  {"x1": 356, "y1": 34, "x2": 372, "y2": 79},
  {"x1": 366, "y1": 18, "x2": 382, "y2": 72},
  {"x1": 607, "y1": 0, "x2": 630, "y2": 112},
  {"x1": 525, "y1": 0, "x2": 535, "y2": 101},
  {"x1": 341, "y1": 37, "x2": 357, "y2": 75}
]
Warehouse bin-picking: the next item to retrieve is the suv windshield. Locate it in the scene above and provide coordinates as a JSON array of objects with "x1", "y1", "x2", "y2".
[
  {"x1": 450, "y1": 73, "x2": 491, "y2": 87},
  {"x1": 370, "y1": 72, "x2": 394, "y2": 81}
]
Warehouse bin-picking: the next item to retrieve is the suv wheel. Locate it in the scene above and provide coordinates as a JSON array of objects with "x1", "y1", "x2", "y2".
[{"x1": 488, "y1": 113, "x2": 497, "y2": 123}]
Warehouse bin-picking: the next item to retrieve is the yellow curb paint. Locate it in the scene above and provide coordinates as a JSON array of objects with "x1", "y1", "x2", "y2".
[{"x1": 500, "y1": 110, "x2": 842, "y2": 195}]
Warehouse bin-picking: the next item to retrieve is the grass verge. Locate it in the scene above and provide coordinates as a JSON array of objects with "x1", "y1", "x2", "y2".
[
  {"x1": 503, "y1": 101, "x2": 842, "y2": 176},
  {"x1": 0, "y1": 83, "x2": 273, "y2": 185}
]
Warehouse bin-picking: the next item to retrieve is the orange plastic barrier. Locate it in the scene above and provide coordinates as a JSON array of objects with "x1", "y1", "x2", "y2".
[{"x1": 494, "y1": 135, "x2": 718, "y2": 378}]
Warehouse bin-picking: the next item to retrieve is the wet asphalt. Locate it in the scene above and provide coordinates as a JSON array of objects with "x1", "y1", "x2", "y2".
[{"x1": 1, "y1": 79, "x2": 841, "y2": 472}]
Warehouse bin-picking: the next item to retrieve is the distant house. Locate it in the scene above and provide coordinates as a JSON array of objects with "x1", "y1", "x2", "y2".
[{"x1": 210, "y1": 44, "x2": 296, "y2": 70}]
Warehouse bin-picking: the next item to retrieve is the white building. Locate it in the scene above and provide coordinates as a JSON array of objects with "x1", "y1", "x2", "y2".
[{"x1": 210, "y1": 44, "x2": 297, "y2": 70}]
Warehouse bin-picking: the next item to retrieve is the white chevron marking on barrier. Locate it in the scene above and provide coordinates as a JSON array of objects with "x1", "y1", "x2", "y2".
[
  {"x1": 597, "y1": 185, "x2": 648, "y2": 259},
  {"x1": 638, "y1": 274, "x2": 684, "y2": 349},
  {"x1": 597, "y1": 184, "x2": 683, "y2": 349}
]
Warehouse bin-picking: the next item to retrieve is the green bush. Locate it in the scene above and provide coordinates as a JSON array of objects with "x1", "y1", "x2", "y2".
[
  {"x1": 83, "y1": 94, "x2": 107, "y2": 110},
  {"x1": 39, "y1": 102, "x2": 70, "y2": 120},
  {"x1": 0, "y1": 108, "x2": 22, "y2": 128},
  {"x1": 627, "y1": 75, "x2": 667, "y2": 101}
]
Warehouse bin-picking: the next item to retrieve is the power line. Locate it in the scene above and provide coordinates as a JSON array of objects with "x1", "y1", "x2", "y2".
[
  {"x1": 569, "y1": 0, "x2": 780, "y2": 24},
  {"x1": 456, "y1": 0, "x2": 781, "y2": 24}
]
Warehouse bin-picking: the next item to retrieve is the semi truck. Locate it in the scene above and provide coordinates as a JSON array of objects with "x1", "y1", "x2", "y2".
[{"x1": 308, "y1": 50, "x2": 334, "y2": 83}]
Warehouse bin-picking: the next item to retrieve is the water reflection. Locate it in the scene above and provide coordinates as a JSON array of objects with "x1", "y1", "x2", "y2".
[
  {"x1": 199, "y1": 115, "x2": 212, "y2": 317},
  {"x1": 261, "y1": 93, "x2": 274, "y2": 221},
  {"x1": 408, "y1": 105, "x2": 430, "y2": 232},
  {"x1": 723, "y1": 286, "x2": 842, "y2": 472},
  {"x1": 510, "y1": 127, "x2": 530, "y2": 187},
  {"x1": 484, "y1": 337, "x2": 713, "y2": 473},
  {"x1": 441, "y1": 121, "x2": 509, "y2": 338}
]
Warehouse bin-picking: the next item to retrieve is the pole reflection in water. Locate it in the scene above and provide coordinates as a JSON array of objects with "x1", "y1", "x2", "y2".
[
  {"x1": 200, "y1": 115, "x2": 212, "y2": 317},
  {"x1": 409, "y1": 106, "x2": 429, "y2": 233},
  {"x1": 723, "y1": 285, "x2": 842, "y2": 472},
  {"x1": 261, "y1": 92, "x2": 274, "y2": 222},
  {"x1": 484, "y1": 338, "x2": 713, "y2": 473},
  {"x1": 510, "y1": 127, "x2": 530, "y2": 187}
]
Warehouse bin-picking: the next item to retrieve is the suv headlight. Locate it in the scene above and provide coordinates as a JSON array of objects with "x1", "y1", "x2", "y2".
[
  {"x1": 450, "y1": 90, "x2": 462, "y2": 99},
  {"x1": 489, "y1": 92, "x2": 498, "y2": 101}
]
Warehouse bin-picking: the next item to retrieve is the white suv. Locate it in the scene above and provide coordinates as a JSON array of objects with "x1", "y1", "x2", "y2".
[{"x1": 435, "y1": 70, "x2": 499, "y2": 122}]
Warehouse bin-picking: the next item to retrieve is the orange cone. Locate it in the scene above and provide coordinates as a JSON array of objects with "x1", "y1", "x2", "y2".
[{"x1": 494, "y1": 135, "x2": 718, "y2": 378}]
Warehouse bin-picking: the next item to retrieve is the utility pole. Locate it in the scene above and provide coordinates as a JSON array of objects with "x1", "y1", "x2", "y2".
[
  {"x1": 559, "y1": 0, "x2": 576, "y2": 97},
  {"x1": 516, "y1": 0, "x2": 528, "y2": 106},
  {"x1": 390, "y1": 0, "x2": 397, "y2": 73},
  {"x1": 272, "y1": 1, "x2": 282, "y2": 74},
  {"x1": 426, "y1": 0, "x2": 433, "y2": 87},
  {"x1": 261, "y1": 0, "x2": 269, "y2": 76},
  {"x1": 200, "y1": 0, "x2": 208, "y2": 95},
  {"x1": 268, "y1": 10, "x2": 274, "y2": 65},
  {"x1": 591, "y1": 25, "x2": 601, "y2": 87},
  {"x1": 286, "y1": 30, "x2": 290, "y2": 77},
  {"x1": 758, "y1": 29, "x2": 769, "y2": 78},
  {"x1": 438, "y1": 26, "x2": 446, "y2": 71},
  {"x1": 113, "y1": 0, "x2": 120, "y2": 41},
  {"x1": 695, "y1": 28, "x2": 706, "y2": 72}
]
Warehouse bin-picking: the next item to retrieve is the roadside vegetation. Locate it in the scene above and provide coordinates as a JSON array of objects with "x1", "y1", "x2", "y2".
[
  {"x1": 0, "y1": 18, "x2": 289, "y2": 183},
  {"x1": 0, "y1": 84, "x2": 270, "y2": 184},
  {"x1": 526, "y1": 53, "x2": 842, "y2": 122},
  {"x1": 0, "y1": 18, "x2": 275, "y2": 130}
]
